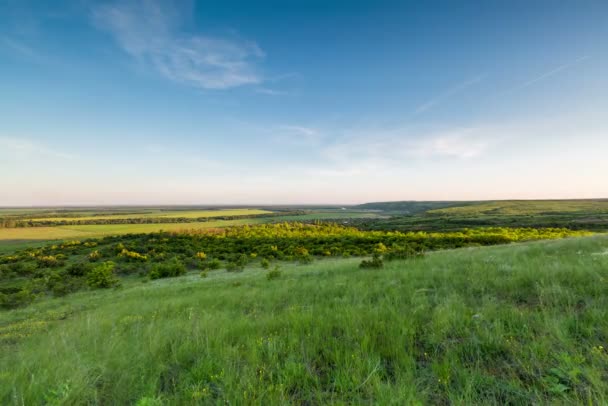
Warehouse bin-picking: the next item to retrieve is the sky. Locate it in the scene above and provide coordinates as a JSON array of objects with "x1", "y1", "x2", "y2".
[{"x1": 1, "y1": 0, "x2": 607, "y2": 205}]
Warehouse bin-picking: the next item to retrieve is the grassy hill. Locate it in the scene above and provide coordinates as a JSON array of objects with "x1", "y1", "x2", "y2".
[
  {"x1": 428, "y1": 200, "x2": 608, "y2": 216},
  {"x1": 2, "y1": 235, "x2": 608, "y2": 404},
  {"x1": 354, "y1": 200, "x2": 470, "y2": 214}
]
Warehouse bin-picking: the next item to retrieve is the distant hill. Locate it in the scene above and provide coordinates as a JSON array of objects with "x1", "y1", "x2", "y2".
[
  {"x1": 355, "y1": 201, "x2": 475, "y2": 214},
  {"x1": 356, "y1": 199, "x2": 608, "y2": 216}
]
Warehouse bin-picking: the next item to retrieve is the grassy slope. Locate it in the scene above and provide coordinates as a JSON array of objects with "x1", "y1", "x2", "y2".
[
  {"x1": 428, "y1": 200, "x2": 608, "y2": 216},
  {"x1": 2, "y1": 235, "x2": 608, "y2": 404}
]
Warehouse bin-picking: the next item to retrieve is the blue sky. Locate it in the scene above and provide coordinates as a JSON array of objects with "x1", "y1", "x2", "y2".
[{"x1": 1, "y1": 0, "x2": 607, "y2": 205}]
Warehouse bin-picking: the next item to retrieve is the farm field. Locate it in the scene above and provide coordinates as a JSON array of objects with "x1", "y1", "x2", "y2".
[
  {"x1": 2, "y1": 234, "x2": 608, "y2": 404},
  {"x1": 0, "y1": 208, "x2": 381, "y2": 252},
  {"x1": 27, "y1": 208, "x2": 273, "y2": 222}
]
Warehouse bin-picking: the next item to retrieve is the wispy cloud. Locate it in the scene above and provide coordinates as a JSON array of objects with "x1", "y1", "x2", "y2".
[
  {"x1": 320, "y1": 126, "x2": 502, "y2": 173},
  {"x1": 412, "y1": 75, "x2": 485, "y2": 116},
  {"x1": 254, "y1": 87, "x2": 288, "y2": 96},
  {"x1": 0, "y1": 136, "x2": 73, "y2": 160},
  {"x1": 0, "y1": 36, "x2": 48, "y2": 64},
  {"x1": 273, "y1": 125, "x2": 324, "y2": 146},
  {"x1": 92, "y1": 0, "x2": 264, "y2": 89},
  {"x1": 508, "y1": 56, "x2": 590, "y2": 93}
]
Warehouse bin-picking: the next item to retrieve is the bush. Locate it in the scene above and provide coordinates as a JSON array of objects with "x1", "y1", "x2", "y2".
[
  {"x1": 118, "y1": 249, "x2": 148, "y2": 262},
  {"x1": 200, "y1": 270, "x2": 208, "y2": 278},
  {"x1": 149, "y1": 257, "x2": 186, "y2": 280},
  {"x1": 261, "y1": 258, "x2": 270, "y2": 269},
  {"x1": 87, "y1": 261, "x2": 120, "y2": 288},
  {"x1": 0, "y1": 289, "x2": 36, "y2": 309},
  {"x1": 46, "y1": 271, "x2": 83, "y2": 296},
  {"x1": 226, "y1": 262, "x2": 244, "y2": 273},
  {"x1": 266, "y1": 265, "x2": 282, "y2": 281},
  {"x1": 359, "y1": 253, "x2": 384, "y2": 269},
  {"x1": 384, "y1": 246, "x2": 425, "y2": 261},
  {"x1": 66, "y1": 261, "x2": 93, "y2": 276},
  {"x1": 37, "y1": 255, "x2": 63, "y2": 268},
  {"x1": 88, "y1": 250, "x2": 101, "y2": 262},
  {"x1": 208, "y1": 259, "x2": 222, "y2": 270}
]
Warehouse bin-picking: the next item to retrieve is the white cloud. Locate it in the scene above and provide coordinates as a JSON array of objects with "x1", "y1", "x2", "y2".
[
  {"x1": 321, "y1": 126, "x2": 497, "y2": 170},
  {"x1": 0, "y1": 136, "x2": 73, "y2": 160},
  {"x1": 273, "y1": 125, "x2": 324, "y2": 146},
  {"x1": 92, "y1": 0, "x2": 264, "y2": 89}
]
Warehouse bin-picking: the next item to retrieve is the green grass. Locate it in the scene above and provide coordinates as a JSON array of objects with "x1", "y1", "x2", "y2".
[
  {"x1": 0, "y1": 211, "x2": 381, "y2": 248},
  {"x1": 428, "y1": 200, "x2": 608, "y2": 216},
  {"x1": 28, "y1": 209, "x2": 273, "y2": 222},
  {"x1": 0, "y1": 219, "x2": 266, "y2": 243},
  {"x1": 2, "y1": 235, "x2": 608, "y2": 404}
]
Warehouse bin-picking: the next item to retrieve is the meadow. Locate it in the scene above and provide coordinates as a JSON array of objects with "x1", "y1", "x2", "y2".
[
  {"x1": 2, "y1": 235, "x2": 608, "y2": 404},
  {"x1": 1, "y1": 201, "x2": 607, "y2": 404}
]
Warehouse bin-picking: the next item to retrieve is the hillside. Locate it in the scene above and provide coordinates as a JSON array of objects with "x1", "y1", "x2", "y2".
[
  {"x1": 2, "y1": 235, "x2": 608, "y2": 404},
  {"x1": 354, "y1": 201, "x2": 471, "y2": 214}
]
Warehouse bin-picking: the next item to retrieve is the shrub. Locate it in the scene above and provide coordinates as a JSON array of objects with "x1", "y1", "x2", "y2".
[
  {"x1": 87, "y1": 261, "x2": 120, "y2": 288},
  {"x1": 226, "y1": 262, "x2": 244, "y2": 273},
  {"x1": 384, "y1": 246, "x2": 425, "y2": 261},
  {"x1": 88, "y1": 250, "x2": 101, "y2": 262},
  {"x1": 261, "y1": 258, "x2": 270, "y2": 269},
  {"x1": 266, "y1": 265, "x2": 281, "y2": 281},
  {"x1": 37, "y1": 255, "x2": 62, "y2": 268},
  {"x1": 149, "y1": 257, "x2": 186, "y2": 280},
  {"x1": 118, "y1": 248, "x2": 148, "y2": 262},
  {"x1": 46, "y1": 272, "x2": 83, "y2": 296},
  {"x1": 200, "y1": 270, "x2": 208, "y2": 278},
  {"x1": 208, "y1": 259, "x2": 221, "y2": 270},
  {"x1": 0, "y1": 289, "x2": 35, "y2": 309},
  {"x1": 359, "y1": 253, "x2": 384, "y2": 269},
  {"x1": 66, "y1": 261, "x2": 93, "y2": 276}
]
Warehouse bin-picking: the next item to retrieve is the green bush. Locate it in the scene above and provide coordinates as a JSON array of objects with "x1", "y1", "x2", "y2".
[
  {"x1": 0, "y1": 289, "x2": 36, "y2": 309},
  {"x1": 66, "y1": 261, "x2": 93, "y2": 276},
  {"x1": 384, "y1": 246, "x2": 425, "y2": 261},
  {"x1": 46, "y1": 271, "x2": 83, "y2": 296},
  {"x1": 266, "y1": 265, "x2": 282, "y2": 281},
  {"x1": 208, "y1": 259, "x2": 222, "y2": 270},
  {"x1": 359, "y1": 253, "x2": 384, "y2": 269},
  {"x1": 87, "y1": 261, "x2": 119, "y2": 288},
  {"x1": 226, "y1": 262, "x2": 244, "y2": 273},
  {"x1": 261, "y1": 258, "x2": 271, "y2": 269},
  {"x1": 149, "y1": 258, "x2": 186, "y2": 280}
]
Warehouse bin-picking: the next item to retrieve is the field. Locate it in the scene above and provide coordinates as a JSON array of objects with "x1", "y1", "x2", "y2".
[
  {"x1": 1, "y1": 201, "x2": 607, "y2": 403},
  {"x1": 351, "y1": 200, "x2": 608, "y2": 232},
  {"x1": 0, "y1": 207, "x2": 381, "y2": 252},
  {"x1": 27, "y1": 209, "x2": 273, "y2": 222},
  {"x1": 428, "y1": 200, "x2": 608, "y2": 216},
  {"x1": 2, "y1": 235, "x2": 608, "y2": 404}
]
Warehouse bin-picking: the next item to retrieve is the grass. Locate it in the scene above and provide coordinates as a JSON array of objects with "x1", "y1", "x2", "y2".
[
  {"x1": 0, "y1": 219, "x2": 266, "y2": 251},
  {"x1": 0, "y1": 211, "x2": 381, "y2": 248},
  {"x1": 428, "y1": 200, "x2": 608, "y2": 216},
  {"x1": 2, "y1": 235, "x2": 608, "y2": 404},
  {"x1": 27, "y1": 209, "x2": 273, "y2": 222}
]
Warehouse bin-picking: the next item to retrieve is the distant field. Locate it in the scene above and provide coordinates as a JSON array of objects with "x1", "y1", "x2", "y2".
[
  {"x1": 428, "y1": 200, "x2": 608, "y2": 216},
  {"x1": 0, "y1": 210, "x2": 381, "y2": 252},
  {"x1": 0, "y1": 219, "x2": 264, "y2": 245},
  {"x1": 26, "y1": 209, "x2": 272, "y2": 222}
]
